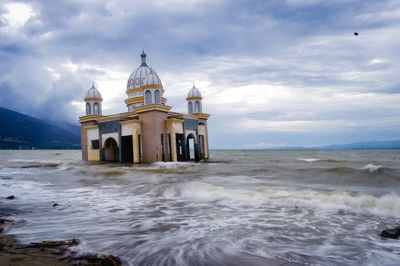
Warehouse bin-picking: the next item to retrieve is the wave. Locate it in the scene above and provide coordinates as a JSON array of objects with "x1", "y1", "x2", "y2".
[
  {"x1": 296, "y1": 166, "x2": 354, "y2": 173},
  {"x1": 20, "y1": 163, "x2": 60, "y2": 168},
  {"x1": 144, "y1": 161, "x2": 195, "y2": 170},
  {"x1": 297, "y1": 158, "x2": 348, "y2": 163},
  {"x1": 361, "y1": 164, "x2": 383, "y2": 173},
  {"x1": 251, "y1": 168, "x2": 269, "y2": 172},
  {"x1": 8, "y1": 159, "x2": 62, "y2": 169},
  {"x1": 295, "y1": 165, "x2": 395, "y2": 176},
  {"x1": 169, "y1": 181, "x2": 400, "y2": 215},
  {"x1": 95, "y1": 170, "x2": 126, "y2": 176}
]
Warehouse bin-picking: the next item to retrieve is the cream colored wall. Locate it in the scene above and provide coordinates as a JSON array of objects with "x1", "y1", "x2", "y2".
[
  {"x1": 101, "y1": 132, "x2": 119, "y2": 147},
  {"x1": 185, "y1": 129, "x2": 197, "y2": 143},
  {"x1": 166, "y1": 119, "x2": 184, "y2": 162},
  {"x1": 87, "y1": 127, "x2": 100, "y2": 161},
  {"x1": 172, "y1": 122, "x2": 183, "y2": 134},
  {"x1": 121, "y1": 121, "x2": 142, "y2": 163}
]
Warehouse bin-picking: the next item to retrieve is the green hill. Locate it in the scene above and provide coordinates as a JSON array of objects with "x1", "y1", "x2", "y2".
[{"x1": 0, "y1": 106, "x2": 81, "y2": 149}]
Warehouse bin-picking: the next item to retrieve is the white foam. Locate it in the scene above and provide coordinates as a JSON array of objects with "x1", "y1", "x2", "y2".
[
  {"x1": 361, "y1": 164, "x2": 383, "y2": 173},
  {"x1": 173, "y1": 181, "x2": 400, "y2": 215},
  {"x1": 145, "y1": 161, "x2": 195, "y2": 170},
  {"x1": 9, "y1": 159, "x2": 59, "y2": 163},
  {"x1": 297, "y1": 158, "x2": 321, "y2": 163}
]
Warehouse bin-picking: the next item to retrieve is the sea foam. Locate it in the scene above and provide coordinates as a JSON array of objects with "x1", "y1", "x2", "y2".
[
  {"x1": 361, "y1": 164, "x2": 383, "y2": 173},
  {"x1": 174, "y1": 181, "x2": 400, "y2": 215}
]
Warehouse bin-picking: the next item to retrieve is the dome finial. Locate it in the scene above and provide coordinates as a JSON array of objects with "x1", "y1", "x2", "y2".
[{"x1": 141, "y1": 50, "x2": 147, "y2": 66}]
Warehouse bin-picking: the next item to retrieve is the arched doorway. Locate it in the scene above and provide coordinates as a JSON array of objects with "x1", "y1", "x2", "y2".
[
  {"x1": 103, "y1": 138, "x2": 119, "y2": 162},
  {"x1": 186, "y1": 134, "x2": 200, "y2": 162}
]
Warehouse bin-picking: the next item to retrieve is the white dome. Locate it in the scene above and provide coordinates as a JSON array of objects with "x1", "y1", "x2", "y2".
[
  {"x1": 85, "y1": 82, "x2": 102, "y2": 99},
  {"x1": 126, "y1": 51, "x2": 161, "y2": 90},
  {"x1": 187, "y1": 84, "x2": 202, "y2": 98},
  {"x1": 143, "y1": 69, "x2": 162, "y2": 87}
]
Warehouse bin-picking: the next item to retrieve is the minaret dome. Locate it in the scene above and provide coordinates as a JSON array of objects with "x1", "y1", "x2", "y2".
[
  {"x1": 84, "y1": 82, "x2": 103, "y2": 115},
  {"x1": 186, "y1": 83, "x2": 202, "y2": 114}
]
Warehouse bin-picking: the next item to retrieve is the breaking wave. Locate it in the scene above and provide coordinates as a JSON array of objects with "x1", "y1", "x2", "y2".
[
  {"x1": 297, "y1": 158, "x2": 348, "y2": 163},
  {"x1": 172, "y1": 181, "x2": 400, "y2": 215},
  {"x1": 361, "y1": 164, "x2": 383, "y2": 173}
]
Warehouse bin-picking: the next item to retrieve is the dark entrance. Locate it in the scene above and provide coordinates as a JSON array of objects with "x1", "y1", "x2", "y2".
[
  {"x1": 176, "y1": 133, "x2": 185, "y2": 161},
  {"x1": 121, "y1": 135, "x2": 133, "y2": 163},
  {"x1": 186, "y1": 134, "x2": 200, "y2": 162},
  {"x1": 104, "y1": 138, "x2": 119, "y2": 162}
]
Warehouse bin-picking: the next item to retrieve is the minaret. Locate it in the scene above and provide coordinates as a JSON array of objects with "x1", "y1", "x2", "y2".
[
  {"x1": 84, "y1": 82, "x2": 103, "y2": 115},
  {"x1": 186, "y1": 83, "x2": 202, "y2": 114}
]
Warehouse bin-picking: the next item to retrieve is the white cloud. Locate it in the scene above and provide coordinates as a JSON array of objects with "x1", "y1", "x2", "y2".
[{"x1": 1, "y1": 2, "x2": 36, "y2": 28}]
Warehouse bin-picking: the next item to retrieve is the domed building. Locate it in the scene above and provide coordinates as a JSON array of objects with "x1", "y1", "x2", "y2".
[
  {"x1": 125, "y1": 51, "x2": 166, "y2": 111},
  {"x1": 79, "y1": 52, "x2": 210, "y2": 163}
]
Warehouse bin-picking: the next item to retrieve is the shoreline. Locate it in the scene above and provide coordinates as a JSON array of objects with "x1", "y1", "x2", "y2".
[
  {"x1": 0, "y1": 206, "x2": 74, "y2": 265},
  {"x1": 0, "y1": 206, "x2": 121, "y2": 265},
  {"x1": 0, "y1": 233, "x2": 74, "y2": 266}
]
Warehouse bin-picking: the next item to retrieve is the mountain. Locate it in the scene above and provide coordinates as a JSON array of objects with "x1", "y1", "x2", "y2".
[
  {"x1": 263, "y1": 139, "x2": 400, "y2": 150},
  {"x1": 42, "y1": 119, "x2": 81, "y2": 137},
  {"x1": 0, "y1": 106, "x2": 81, "y2": 149},
  {"x1": 321, "y1": 139, "x2": 400, "y2": 149}
]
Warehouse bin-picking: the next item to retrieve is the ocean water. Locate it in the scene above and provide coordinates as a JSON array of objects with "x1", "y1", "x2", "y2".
[{"x1": 1, "y1": 149, "x2": 400, "y2": 265}]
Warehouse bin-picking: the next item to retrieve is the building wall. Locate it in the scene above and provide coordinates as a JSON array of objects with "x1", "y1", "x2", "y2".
[
  {"x1": 87, "y1": 126, "x2": 100, "y2": 161},
  {"x1": 81, "y1": 120, "x2": 97, "y2": 161},
  {"x1": 138, "y1": 111, "x2": 168, "y2": 163}
]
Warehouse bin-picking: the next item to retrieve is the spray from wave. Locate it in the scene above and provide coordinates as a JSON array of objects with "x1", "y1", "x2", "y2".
[
  {"x1": 169, "y1": 181, "x2": 400, "y2": 215},
  {"x1": 361, "y1": 164, "x2": 383, "y2": 173}
]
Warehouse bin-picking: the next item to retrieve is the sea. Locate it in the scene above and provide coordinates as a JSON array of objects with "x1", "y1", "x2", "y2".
[{"x1": 1, "y1": 149, "x2": 400, "y2": 265}]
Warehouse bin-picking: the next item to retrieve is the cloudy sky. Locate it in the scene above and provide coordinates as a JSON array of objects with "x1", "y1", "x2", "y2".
[{"x1": 1, "y1": 0, "x2": 399, "y2": 148}]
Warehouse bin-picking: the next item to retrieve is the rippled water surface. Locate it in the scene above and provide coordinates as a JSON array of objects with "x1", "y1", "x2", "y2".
[{"x1": 1, "y1": 149, "x2": 400, "y2": 265}]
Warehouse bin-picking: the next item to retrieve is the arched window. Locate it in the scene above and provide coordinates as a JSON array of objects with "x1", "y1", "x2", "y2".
[
  {"x1": 93, "y1": 102, "x2": 99, "y2": 115},
  {"x1": 155, "y1": 90, "x2": 161, "y2": 104},
  {"x1": 145, "y1": 90, "x2": 152, "y2": 104},
  {"x1": 86, "y1": 102, "x2": 91, "y2": 115},
  {"x1": 195, "y1": 101, "x2": 201, "y2": 113},
  {"x1": 188, "y1": 102, "x2": 193, "y2": 114}
]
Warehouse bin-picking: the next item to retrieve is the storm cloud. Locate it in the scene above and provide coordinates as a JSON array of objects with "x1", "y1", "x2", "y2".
[{"x1": 1, "y1": 0, "x2": 399, "y2": 148}]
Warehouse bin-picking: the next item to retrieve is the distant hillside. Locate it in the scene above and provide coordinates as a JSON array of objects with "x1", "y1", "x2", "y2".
[
  {"x1": 43, "y1": 119, "x2": 81, "y2": 137},
  {"x1": 0, "y1": 107, "x2": 81, "y2": 149},
  {"x1": 263, "y1": 139, "x2": 400, "y2": 150},
  {"x1": 321, "y1": 139, "x2": 400, "y2": 149}
]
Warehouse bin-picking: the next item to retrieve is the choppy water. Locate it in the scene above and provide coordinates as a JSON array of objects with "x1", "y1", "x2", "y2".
[{"x1": 1, "y1": 149, "x2": 400, "y2": 265}]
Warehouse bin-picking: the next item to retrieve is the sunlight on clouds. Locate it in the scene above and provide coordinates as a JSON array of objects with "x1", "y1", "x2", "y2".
[
  {"x1": 43, "y1": 67, "x2": 60, "y2": 81},
  {"x1": 62, "y1": 61, "x2": 128, "y2": 114},
  {"x1": 1, "y1": 2, "x2": 36, "y2": 28},
  {"x1": 367, "y1": 59, "x2": 386, "y2": 66}
]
